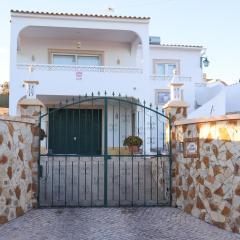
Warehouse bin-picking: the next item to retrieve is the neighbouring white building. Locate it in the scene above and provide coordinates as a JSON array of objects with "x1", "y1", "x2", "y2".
[{"x1": 10, "y1": 10, "x2": 226, "y2": 155}]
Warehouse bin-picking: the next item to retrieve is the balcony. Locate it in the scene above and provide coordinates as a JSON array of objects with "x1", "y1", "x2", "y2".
[{"x1": 16, "y1": 63, "x2": 144, "y2": 97}]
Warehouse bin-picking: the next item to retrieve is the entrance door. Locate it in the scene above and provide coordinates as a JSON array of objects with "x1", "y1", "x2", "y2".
[{"x1": 48, "y1": 108, "x2": 102, "y2": 155}]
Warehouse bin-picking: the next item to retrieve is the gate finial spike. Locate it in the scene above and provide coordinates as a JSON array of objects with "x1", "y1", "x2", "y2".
[
  {"x1": 143, "y1": 100, "x2": 146, "y2": 105},
  {"x1": 118, "y1": 93, "x2": 121, "y2": 97},
  {"x1": 78, "y1": 95, "x2": 81, "y2": 100},
  {"x1": 125, "y1": 94, "x2": 127, "y2": 99},
  {"x1": 85, "y1": 93, "x2": 88, "y2": 98},
  {"x1": 156, "y1": 106, "x2": 158, "y2": 111},
  {"x1": 137, "y1": 98, "x2": 140, "y2": 103},
  {"x1": 91, "y1": 92, "x2": 94, "y2": 97},
  {"x1": 150, "y1": 103, "x2": 152, "y2": 108},
  {"x1": 98, "y1": 91, "x2": 100, "y2": 96},
  {"x1": 112, "y1": 91, "x2": 115, "y2": 96},
  {"x1": 104, "y1": 90, "x2": 107, "y2": 96}
]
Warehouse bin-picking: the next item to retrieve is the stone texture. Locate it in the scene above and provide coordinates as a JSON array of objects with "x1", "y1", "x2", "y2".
[
  {"x1": 0, "y1": 216, "x2": 8, "y2": 224},
  {"x1": 235, "y1": 185, "x2": 240, "y2": 196},
  {"x1": 0, "y1": 155, "x2": 8, "y2": 164},
  {"x1": 0, "y1": 134, "x2": 3, "y2": 145},
  {"x1": 174, "y1": 118, "x2": 240, "y2": 234},
  {"x1": 0, "y1": 117, "x2": 39, "y2": 224},
  {"x1": 196, "y1": 197, "x2": 205, "y2": 209},
  {"x1": 221, "y1": 206, "x2": 231, "y2": 216}
]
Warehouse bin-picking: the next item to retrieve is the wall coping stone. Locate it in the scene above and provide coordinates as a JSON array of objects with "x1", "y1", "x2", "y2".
[
  {"x1": 175, "y1": 114, "x2": 240, "y2": 126},
  {"x1": 18, "y1": 98, "x2": 44, "y2": 106},
  {"x1": 163, "y1": 100, "x2": 188, "y2": 109},
  {"x1": 0, "y1": 115, "x2": 36, "y2": 125}
]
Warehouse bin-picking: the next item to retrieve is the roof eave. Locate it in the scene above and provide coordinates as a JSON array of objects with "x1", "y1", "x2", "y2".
[
  {"x1": 150, "y1": 44, "x2": 203, "y2": 50},
  {"x1": 10, "y1": 10, "x2": 151, "y2": 22}
]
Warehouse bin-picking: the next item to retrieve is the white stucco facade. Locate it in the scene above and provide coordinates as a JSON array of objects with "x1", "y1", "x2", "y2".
[{"x1": 10, "y1": 10, "x2": 205, "y2": 116}]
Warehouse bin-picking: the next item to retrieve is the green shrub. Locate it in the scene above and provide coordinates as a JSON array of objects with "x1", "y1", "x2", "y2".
[{"x1": 123, "y1": 136, "x2": 143, "y2": 147}]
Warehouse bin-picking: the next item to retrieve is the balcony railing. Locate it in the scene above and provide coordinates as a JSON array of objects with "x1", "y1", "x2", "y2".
[
  {"x1": 195, "y1": 82, "x2": 207, "y2": 87},
  {"x1": 17, "y1": 63, "x2": 143, "y2": 74},
  {"x1": 150, "y1": 75, "x2": 192, "y2": 82},
  {"x1": 15, "y1": 63, "x2": 144, "y2": 98}
]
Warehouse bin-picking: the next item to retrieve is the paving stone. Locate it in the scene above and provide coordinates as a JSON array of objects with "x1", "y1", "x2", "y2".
[{"x1": 0, "y1": 207, "x2": 239, "y2": 240}]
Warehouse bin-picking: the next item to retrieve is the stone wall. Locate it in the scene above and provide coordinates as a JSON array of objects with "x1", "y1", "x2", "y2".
[
  {"x1": 0, "y1": 116, "x2": 39, "y2": 224},
  {"x1": 173, "y1": 115, "x2": 240, "y2": 233},
  {"x1": 163, "y1": 103, "x2": 188, "y2": 206}
]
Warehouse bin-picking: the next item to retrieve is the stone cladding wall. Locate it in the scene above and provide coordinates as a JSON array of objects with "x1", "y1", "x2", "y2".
[
  {"x1": 0, "y1": 116, "x2": 39, "y2": 224},
  {"x1": 174, "y1": 116, "x2": 240, "y2": 233}
]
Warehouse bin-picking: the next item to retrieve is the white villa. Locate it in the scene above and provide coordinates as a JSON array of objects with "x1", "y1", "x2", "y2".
[
  {"x1": 10, "y1": 10, "x2": 206, "y2": 114},
  {"x1": 9, "y1": 10, "x2": 240, "y2": 155}
]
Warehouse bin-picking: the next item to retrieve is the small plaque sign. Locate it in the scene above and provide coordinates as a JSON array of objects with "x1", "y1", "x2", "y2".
[
  {"x1": 183, "y1": 138, "x2": 199, "y2": 158},
  {"x1": 76, "y1": 69, "x2": 83, "y2": 80}
]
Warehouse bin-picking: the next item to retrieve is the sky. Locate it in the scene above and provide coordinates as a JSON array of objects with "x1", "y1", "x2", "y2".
[{"x1": 0, "y1": 0, "x2": 240, "y2": 84}]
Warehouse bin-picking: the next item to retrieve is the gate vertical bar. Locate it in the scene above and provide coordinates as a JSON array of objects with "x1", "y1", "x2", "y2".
[
  {"x1": 156, "y1": 107, "x2": 159, "y2": 205},
  {"x1": 37, "y1": 111, "x2": 41, "y2": 208},
  {"x1": 118, "y1": 97, "x2": 121, "y2": 206},
  {"x1": 168, "y1": 114, "x2": 172, "y2": 206},
  {"x1": 162, "y1": 109, "x2": 165, "y2": 149},
  {"x1": 91, "y1": 94, "x2": 94, "y2": 206},
  {"x1": 143, "y1": 101, "x2": 146, "y2": 206},
  {"x1": 104, "y1": 94, "x2": 108, "y2": 206}
]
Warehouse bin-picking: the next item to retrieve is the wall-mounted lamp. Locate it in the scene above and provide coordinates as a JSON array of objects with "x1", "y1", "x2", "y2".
[{"x1": 200, "y1": 56, "x2": 210, "y2": 68}]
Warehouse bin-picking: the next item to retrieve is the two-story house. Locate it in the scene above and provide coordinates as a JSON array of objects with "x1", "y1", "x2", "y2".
[{"x1": 10, "y1": 10, "x2": 205, "y2": 155}]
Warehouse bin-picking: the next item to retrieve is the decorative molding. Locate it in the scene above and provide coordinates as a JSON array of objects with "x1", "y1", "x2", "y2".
[
  {"x1": 17, "y1": 63, "x2": 143, "y2": 74},
  {"x1": 151, "y1": 75, "x2": 191, "y2": 82}
]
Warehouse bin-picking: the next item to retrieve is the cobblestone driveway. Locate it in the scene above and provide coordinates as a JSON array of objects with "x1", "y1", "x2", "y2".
[{"x1": 0, "y1": 207, "x2": 239, "y2": 240}]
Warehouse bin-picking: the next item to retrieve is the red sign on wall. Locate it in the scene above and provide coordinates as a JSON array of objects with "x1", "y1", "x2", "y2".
[{"x1": 76, "y1": 69, "x2": 83, "y2": 80}]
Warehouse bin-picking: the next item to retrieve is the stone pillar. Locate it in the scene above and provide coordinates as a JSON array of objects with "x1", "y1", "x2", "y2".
[
  {"x1": 18, "y1": 98, "x2": 44, "y2": 120},
  {"x1": 18, "y1": 80, "x2": 44, "y2": 120},
  {"x1": 163, "y1": 100, "x2": 188, "y2": 206},
  {"x1": 17, "y1": 82, "x2": 45, "y2": 210}
]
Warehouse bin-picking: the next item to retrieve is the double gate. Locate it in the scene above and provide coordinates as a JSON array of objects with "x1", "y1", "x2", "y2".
[{"x1": 38, "y1": 94, "x2": 172, "y2": 207}]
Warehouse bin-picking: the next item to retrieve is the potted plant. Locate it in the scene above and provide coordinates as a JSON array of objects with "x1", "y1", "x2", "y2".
[{"x1": 123, "y1": 136, "x2": 143, "y2": 154}]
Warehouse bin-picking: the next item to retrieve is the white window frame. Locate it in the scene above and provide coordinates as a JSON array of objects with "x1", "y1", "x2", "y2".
[
  {"x1": 153, "y1": 59, "x2": 180, "y2": 76},
  {"x1": 155, "y1": 89, "x2": 171, "y2": 106},
  {"x1": 48, "y1": 49, "x2": 104, "y2": 65}
]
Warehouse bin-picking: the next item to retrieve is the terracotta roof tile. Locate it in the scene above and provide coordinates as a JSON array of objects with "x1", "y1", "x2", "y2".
[{"x1": 11, "y1": 10, "x2": 150, "y2": 20}]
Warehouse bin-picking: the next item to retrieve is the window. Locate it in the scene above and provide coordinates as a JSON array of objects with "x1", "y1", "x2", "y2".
[
  {"x1": 155, "y1": 89, "x2": 170, "y2": 105},
  {"x1": 53, "y1": 54, "x2": 76, "y2": 65},
  {"x1": 51, "y1": 50, "x2": 103, "y2": 66},
  {"x1": 77, "y1": 55, "x2": 101, "y2": 66},
  {"x1": 153, "y1": 60, "x2": 180, "y2": 76}
]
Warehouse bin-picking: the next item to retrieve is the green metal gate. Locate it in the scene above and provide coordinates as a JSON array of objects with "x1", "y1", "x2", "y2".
[{"x1": 38, "y1": 93, "x2": 172, "y2": 207}]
